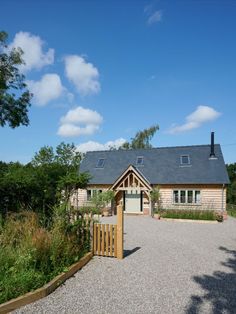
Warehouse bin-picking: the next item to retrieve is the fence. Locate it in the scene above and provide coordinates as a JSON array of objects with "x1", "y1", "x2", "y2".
[{"x1": 93, "y1": 205, "x2": 123, "y2": 259}]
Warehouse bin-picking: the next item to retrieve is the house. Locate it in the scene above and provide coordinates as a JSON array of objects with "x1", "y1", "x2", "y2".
[{"x1": 74, "y1": 133, "x2": 229, "y2": 215}]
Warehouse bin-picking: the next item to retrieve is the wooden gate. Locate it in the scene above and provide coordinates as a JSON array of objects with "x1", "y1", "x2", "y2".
[{"x1": 93, "y1": 205, "x2": 124, "y2": 259}]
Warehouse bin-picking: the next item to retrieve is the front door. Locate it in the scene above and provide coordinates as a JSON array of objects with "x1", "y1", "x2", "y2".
[{"x1": 125, "y1": 191, "x2": 141, "y2": 213}]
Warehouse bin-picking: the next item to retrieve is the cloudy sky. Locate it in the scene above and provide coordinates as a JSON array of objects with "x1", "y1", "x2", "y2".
[{"x1": 1, "y1": 0, "x2": 236, "y2": 163}]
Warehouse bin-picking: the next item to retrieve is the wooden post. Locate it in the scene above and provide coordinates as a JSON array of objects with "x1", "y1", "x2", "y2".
[{"x1": 117, "y1": 204, "x2": 124, "y2": 259}]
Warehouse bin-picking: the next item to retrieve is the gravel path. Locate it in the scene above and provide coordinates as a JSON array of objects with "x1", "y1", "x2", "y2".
[{"x1": 15, "y1": 216, "x2": 236, "y2": 314}]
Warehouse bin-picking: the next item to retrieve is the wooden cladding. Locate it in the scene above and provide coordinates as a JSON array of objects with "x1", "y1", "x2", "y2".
[{"x1": 93, "y1": 223, "x2": 117, "y2": 257}]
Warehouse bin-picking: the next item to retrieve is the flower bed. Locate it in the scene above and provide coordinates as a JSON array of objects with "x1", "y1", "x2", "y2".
[{"x1": 158, "y1": 209, "x2": 223, "y2": 221}]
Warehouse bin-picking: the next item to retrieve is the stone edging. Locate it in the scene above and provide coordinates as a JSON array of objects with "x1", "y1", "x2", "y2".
[{"x1": 0, "y1": 252, "x2": 93, "y2": 314}]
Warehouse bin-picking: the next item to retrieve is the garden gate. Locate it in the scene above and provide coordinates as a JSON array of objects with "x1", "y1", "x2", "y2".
[{"x1": 93, "y1": 205, "x2": 124, "y2": 259}]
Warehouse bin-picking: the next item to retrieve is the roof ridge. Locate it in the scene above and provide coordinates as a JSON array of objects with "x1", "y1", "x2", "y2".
[{"x1": 85, "y1": 144, "x2": 220, "y2": 154}]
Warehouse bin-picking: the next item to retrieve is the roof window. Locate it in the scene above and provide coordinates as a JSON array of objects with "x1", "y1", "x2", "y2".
[
  {"x1": 136, "y1": 156, "x2": 144, "y2": 165},
  {"x1": 180, "y1": 155, "x2": 190, "y2": 165},
  {"x1": 96, "y1": 158, "x2": 105, "y2": 168}
]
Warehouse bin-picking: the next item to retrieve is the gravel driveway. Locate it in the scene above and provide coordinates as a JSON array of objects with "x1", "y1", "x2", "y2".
[{"x1": 15, "y1": 216, "x2": 236, "y2": 314}]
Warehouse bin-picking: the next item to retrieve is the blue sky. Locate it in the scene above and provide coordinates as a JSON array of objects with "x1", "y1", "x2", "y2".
[{"x1": 1, "y1": 0, "x2": 236, "y2": 164}]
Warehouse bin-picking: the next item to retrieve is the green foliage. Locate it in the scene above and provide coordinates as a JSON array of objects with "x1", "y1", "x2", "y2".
[
  {"x1": 57, "y1": 171, "x2": 90, "y2": 206},
  {"x1": 90, "y1": 190, "x2": 115, "y2": 213},
  {"x1": 227, "y1": 204, "x2": 236, "y2": 218},
  {"x1": 0, "y1": 31, "x2": 32, "y2": 128},
  {"x1": 55, "y1": 142, "x2": 82, "y2": 170},
  {"x1": 0, "y1": 210, "x2": 91, "y2": 304},
  {"x1": 31, "y1": 146, "x2": 55, "y2": 166},
  {"x1": 0, "y1": 142, "x2": 88, "y2": 221},
  {"x1": 226, "y1": 163, "x2": 236, "y2": 204},
  {"x1": 159, "y1": 209, "x2": 218, "y2": 221},
  {"x1": 0, "y1": 162, "x2": 61, "y2": 219},
  {"x1": 122, "y1": 125, "x2": 159, "y2": 149},
  {"x1": 31, "y1": 142, "x2": 82, "y2": 170},
  {"x1": 150, "y1": 186, "x2": 161, "y2": 212}
]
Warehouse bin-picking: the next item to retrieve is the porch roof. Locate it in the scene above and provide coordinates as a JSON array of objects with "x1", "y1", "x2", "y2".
[{"x1": 80, "y1": 145, "x2": 230, "y2": 185}]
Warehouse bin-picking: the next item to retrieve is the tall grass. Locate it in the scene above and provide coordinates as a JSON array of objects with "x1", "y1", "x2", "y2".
[{"x1": 0, "y1": 208, "x2": 91, "y2": 304}]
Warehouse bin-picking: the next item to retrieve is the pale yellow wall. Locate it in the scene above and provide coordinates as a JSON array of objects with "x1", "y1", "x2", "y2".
[
  {"x1": 155, "y1": 184, "x2": 226, "y2": 211},
  {"x1": 70, "y1": 188, "x2": 87, "y2": 207}
]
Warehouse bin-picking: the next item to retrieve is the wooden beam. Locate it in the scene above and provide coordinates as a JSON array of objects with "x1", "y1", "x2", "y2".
[
  {"x1": 117, "y1": 205, "x2": 124, "y2": 259},
  {"x1": 101, "y1": 224, "x2": 105, "y2": 255},
  {"x1": 97, "y1": 224, "x2": 101, "y2": 255},
  {"x1": 93, "y1": 224, "x2": 97, "y2": 255},
  {"x1": 114, "y1": 225, "x2": 117, "y2": 257},
  {"x1": 106, "y1": 224, "x2": 109, "y2": 256},
  {"x1": 109, "y1": 224, "x2": 113, "y2": 257}
]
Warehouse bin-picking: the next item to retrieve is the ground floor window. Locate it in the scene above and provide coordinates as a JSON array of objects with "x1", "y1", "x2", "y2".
[
  {"x1": 87, "y1": 189, "x2": 102, "y2": 201},
  {"x1": 173, "y1": 190, "x2": 201, "y2": 204}
]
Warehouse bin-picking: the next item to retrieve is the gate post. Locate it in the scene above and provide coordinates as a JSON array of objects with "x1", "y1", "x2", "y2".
[{"x1": 117, "y1": 204, "x2": 124, "y2": 259}]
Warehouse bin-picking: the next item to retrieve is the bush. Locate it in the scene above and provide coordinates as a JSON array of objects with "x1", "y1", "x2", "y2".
[
  {"x1": 227, "y1": 204, "x2": 236, "y2": 218},
  {"x1": 159, "y1": 209, "x2": 217, "y2": 221},
  {"x1": 0, "y1": 209, "x2": 91, "y2": 304}
]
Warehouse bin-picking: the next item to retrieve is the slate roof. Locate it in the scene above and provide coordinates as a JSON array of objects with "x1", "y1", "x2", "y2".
[{"x1": 80, "y1": 145, "x2": 230, "y2": 185}]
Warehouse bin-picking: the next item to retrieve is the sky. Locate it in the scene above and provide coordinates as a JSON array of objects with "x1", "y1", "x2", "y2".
[{"x1": 1, "y1": 0, "x2": 236, "y2": 164}]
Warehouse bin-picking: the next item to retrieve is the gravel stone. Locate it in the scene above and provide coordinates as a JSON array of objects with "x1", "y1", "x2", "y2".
[{"x1": 15, "y1": 216, "x2": 236, "y2": 314}]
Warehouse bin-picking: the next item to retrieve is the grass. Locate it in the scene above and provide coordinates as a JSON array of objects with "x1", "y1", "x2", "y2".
[
  {"x1": 0, "y1": 208, "x2": 91, "y2": 304},
  {"x1": 158, "y1": 209, "x2": 220, "y2": 221},
  {"x1": 227, "y1": 204, "x2": 236, "y2": 218}
]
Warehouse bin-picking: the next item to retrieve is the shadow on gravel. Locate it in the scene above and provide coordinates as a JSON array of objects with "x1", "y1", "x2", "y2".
[
  {"x1": 186, "y1": 246, "x2": 236, "y2": 314},
  {"x1": 123, "y1": 247, "x2": 141, "y2": 258}
]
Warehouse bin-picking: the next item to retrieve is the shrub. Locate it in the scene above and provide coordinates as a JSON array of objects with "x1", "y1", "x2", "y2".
[
  {"x1": 227, "y1": 204, "x2": 236, "y2": 218},
  {"x1": 160, "y1": 209, "x2": 216, "y2": 221}
]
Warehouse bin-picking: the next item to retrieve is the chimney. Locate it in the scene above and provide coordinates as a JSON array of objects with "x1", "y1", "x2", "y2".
[{"x1": 210, "y1": 131, "x2": 215, "y2": 158}]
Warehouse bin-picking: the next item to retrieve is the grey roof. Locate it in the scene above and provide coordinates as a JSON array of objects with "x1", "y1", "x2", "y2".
[{"x1": 80, "y1": 145, "x2": 230, "y2": 185}]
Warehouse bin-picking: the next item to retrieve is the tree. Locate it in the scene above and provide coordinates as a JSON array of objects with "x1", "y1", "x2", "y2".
[
  {"x1": 226, "y1": 163, "x2": 236, "y2": 204},
  {"x1": 32, "y1": 142, "x2": 82, "y2": 170},
  {"x1": 55, "y1": 142, "x2": 82, "y2": 170},
  {"x1": 57, "y1": 171, "x2": 90, "y2": 209},
  {"x1": 0, "y1": 31, "x2": 32, "y2": 128},
  {"x1": 0, "y1": 143, "x2": 87, "y2": 221},
  {"x1": 31, "y1": 146, "x2": 55, "y2": 166},
  {"x1": 90, "y1": 190, "x2": 115, "y2": 214},
  {"x1": 121, "y1": 125, "x2": 159, "y2": 149},
  {"x1": 150, "y1": 186, "x2": 161, "y2": 216}
]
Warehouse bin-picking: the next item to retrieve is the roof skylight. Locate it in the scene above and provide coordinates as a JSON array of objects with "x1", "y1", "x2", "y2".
[
  {"x1": 96, "y1": 158, "x2": 105, "y2": 168},
  {"x1": 180, "y1": 155, "x2": 190, "y2": 165},
  {"x1": 136, "y1": 156, "x2": 144, "y2": 166}
]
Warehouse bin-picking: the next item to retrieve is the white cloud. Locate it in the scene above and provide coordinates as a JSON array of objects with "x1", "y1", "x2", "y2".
[
  {"x1": 64, "y1": 55, "x2": 100, "y2": 96},
  {"x1": 168, "y1": 105, "x2": 221, "y2": 134},
  {"x1": 76, "y1": 138, "x2": 126, "y2": 153},
  {"x1": 58, "y1": 106, "x2": 103, "y2": 137},
  {"x1": 147, "y1": 10, "x2": 162, "y2": 25},
  {"x1": 27, "y1": 74, "x2": 64, "y2": 106},
  {"x1": 9, "y1": 31, "x2": 54, "y2": 72}
]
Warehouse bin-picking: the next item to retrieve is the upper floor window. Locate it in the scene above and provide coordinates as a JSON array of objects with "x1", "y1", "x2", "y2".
[
  {"x1": 96, "y1": 158, "x2": 105, "y2": 168},
  {"x1": 136, "y1": 156, "x2": 144, "y2": 165},
  {"x1": 180, "y1": 155, "x2": 190, "y2": 165}
]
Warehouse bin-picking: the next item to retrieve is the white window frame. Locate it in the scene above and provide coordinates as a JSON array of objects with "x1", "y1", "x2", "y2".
[
  {"x1": 87, "y1": 189, "x2": 103, "y2": 201},
  {"x1": 180, "y1": 155, "x2": 190, "y2": 165},
  {"x1": 136, "y1": 156, "x2": 144, "y2": 166},
  {"x1": 172, "y1": 189, "x2": 201, "y2": 205},
  {"x1": 96, "y1": 158, "x2": 105, "y2": 168}
]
